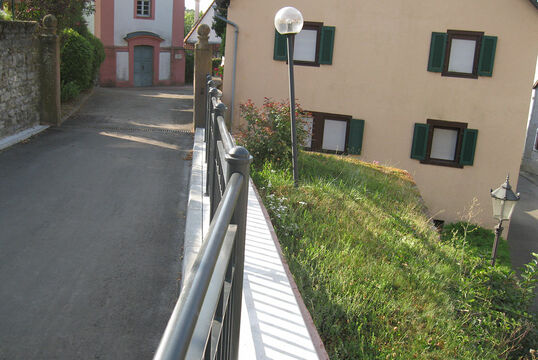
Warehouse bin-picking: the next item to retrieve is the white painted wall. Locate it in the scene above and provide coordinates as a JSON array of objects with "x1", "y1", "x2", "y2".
[
  {"x1": 116, "y1": 52, "x2": 130, "y2": 81},
  {"x1": 114, "y1": 0, "x2": 173, "y2": 46},
  {"x1": 159, "y1": 52, "x2": 171, "y2": 80}
]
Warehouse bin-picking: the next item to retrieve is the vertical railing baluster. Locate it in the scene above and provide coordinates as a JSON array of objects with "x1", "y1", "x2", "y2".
[
  {"x1": 206, "y1": 84, "x2": 218, "y2": 166},
  {"x1": 210, "y1": 103, "x2": 228, "y2": 220},
  {"x1": 205, "y1": 75, "x2": 212, "y2": 144}
]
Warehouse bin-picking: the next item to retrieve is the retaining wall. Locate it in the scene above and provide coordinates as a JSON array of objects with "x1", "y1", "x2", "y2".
[{"x1": 0, "y1": 20, "x2": 40, "y2": 139}]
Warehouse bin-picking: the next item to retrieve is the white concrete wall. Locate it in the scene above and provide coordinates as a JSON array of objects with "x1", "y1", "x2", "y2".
[
  {"x1": 116, "y1": 51, "x2": 129, "y2": 81},
  {"x1": 114, "y1": 0, "x2": 173, "y2": 46},
  {"x1": 159, "y1": 52, "x2": 171, "y2": 80}
]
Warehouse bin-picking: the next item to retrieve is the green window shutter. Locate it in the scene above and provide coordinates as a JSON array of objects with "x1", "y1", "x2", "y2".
[
  {"x1": 459, "y1": 129, "x2": 478, "y2": 166},
  {"x1": 319, "y1": 26, "x2": 335, "y2": 65},
  {"x1": 273, "y1": 30, "x2": 287, "y2": 61},
  {"x1": 411, "y1": 123, "x2": 429, "y2": 160},
  {"x1": 478, "y1": 36, "x2": 497, "y2": 77},
  {"x1": 347, "y1": 119, "x2": 365, "y2": 155},
  {"x1": 427, "y1": 32, "x2": 447, "y2": 72}
]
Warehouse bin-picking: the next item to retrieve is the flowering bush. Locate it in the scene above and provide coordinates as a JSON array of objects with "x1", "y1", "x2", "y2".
[
  {"x1": 236, "y1": 98, "x2": 309, "y2": 170},
  {"x1": 213, "y1": 65, "x2": 223, "y2": 78}
]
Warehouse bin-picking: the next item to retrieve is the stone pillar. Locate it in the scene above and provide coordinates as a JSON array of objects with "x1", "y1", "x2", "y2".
[
  {"x1": 194, "y1": 24, "x2": 212, "y2": 130},
  {"x1": 39, "y1": 14, "x2": 61, "y2": 126}
]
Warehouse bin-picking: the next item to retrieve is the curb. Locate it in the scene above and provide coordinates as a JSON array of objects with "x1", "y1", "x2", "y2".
[
  {"x1": 0, "y1": 125, "x2": 49, "y2": 151},
  {"x1": 250, "y1": 182, "x2": 330, "y2": 360},
  {"x1": 0, "y1": 87, "x2": 96, "y2": 152}
]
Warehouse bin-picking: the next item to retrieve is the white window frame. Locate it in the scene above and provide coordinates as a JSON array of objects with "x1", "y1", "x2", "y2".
[{"x1": 136, "y1": 0, "x2": 151, "y2": 17}]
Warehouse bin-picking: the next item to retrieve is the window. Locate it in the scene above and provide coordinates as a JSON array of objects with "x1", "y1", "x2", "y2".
[
  {"x1": 274, "y1": 23, "x2": 335, "y2": 66},
  {"x1": 427, "y1": 30, "x2": 497, "y2": 78},
  {"x1": 411, "y1": 119, "x2": 478, "y2": 168},
  {"x1": 304, "y1": 112, "x2": 364, "y2": 154},
  {"x1": 136, "y1": 0, "x2": 151, "y2": 17}
]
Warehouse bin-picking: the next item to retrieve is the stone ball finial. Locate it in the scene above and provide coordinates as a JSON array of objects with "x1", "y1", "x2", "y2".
[
  {"x1": 43, "y1": 14, "x2": 57, "y2": 29},
  {"x1": 197, "y1": 24, "x2": 210, "y2": 37}
]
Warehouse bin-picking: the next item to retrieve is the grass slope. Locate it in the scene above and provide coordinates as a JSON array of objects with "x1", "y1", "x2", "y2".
[{"x1": 252, "y1": 152, "x2": 537, "y2": 360}]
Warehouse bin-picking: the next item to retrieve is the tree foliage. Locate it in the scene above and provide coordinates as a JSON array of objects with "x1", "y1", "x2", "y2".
[
  {"x1": 211, "y1": 0, "x2": 229, "y2": 56},
  {"x1": 14, "y1": 0, "x2": 94, "y2": 31},
  {"x1": 184, "y1": 9, "x2": 196, "y2": 36}
]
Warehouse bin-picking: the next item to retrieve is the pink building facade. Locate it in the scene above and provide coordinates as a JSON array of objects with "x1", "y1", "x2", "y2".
[{"x1": 95, "y1": 0, "x2": 185, "y2": 87}]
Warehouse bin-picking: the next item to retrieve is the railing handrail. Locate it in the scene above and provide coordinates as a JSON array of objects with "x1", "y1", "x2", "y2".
[
  {"x1": 153, "y1": 173, "x2": 244, "y2": 360},
  {"x1": 155, "y1": 75, "x2": 251, "y2": 360},
  {"x1": 218, "y1": 116, "x2": 235, "y2": 153}
]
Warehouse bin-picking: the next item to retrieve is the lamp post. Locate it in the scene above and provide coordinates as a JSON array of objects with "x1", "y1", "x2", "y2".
[
  {"x1": 490, "y1": 175, "x2": 520, "y2": 266},
  {"x1": 274, "y1": 6, "x2": 303, "y2": 187}
]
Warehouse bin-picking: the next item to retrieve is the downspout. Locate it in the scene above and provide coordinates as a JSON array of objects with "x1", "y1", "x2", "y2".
[{"x1": 213, "y1": 5, "x2": 238, "y2": 128}]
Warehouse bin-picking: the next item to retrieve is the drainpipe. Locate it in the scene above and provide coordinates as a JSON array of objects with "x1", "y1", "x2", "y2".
[{"x1": 213, "y1": 5, "x2": 238, "y2": 128}]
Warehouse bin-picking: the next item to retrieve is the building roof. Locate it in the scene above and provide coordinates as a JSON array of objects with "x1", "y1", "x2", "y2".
[{"x1": 184, "y1": 0, "x2": 222, "y2": 45}]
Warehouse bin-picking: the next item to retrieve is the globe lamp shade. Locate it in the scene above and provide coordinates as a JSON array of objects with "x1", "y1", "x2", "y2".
[{"x1": 274, "y1": 7, "x2": 304, "y2": 35}]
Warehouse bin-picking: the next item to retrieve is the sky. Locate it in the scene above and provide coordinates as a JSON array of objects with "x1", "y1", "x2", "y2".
[{"x1": 185, "y1": 0, "x2": 214, "y2": 11}]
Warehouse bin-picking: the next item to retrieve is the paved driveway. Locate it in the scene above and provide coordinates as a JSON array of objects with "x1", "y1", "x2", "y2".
[
  {"x1": 0, "y1": 87, "x2": 193, "y2": 359},
  {"x1": 507, "y1": 171, "x2": 538, "y2": 312}
]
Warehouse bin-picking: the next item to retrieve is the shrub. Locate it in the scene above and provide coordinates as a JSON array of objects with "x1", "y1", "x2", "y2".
[
  {"x1": 60, "y1": 28, "x2": 93, "y2": 90},
  {"x1": 236, "y1": 98, "x2": 308, "y2": 170},
  {"x1": 185, "y1": 50, "x2": 194, "y2": 83},
  {"x1": 61, "y1": 81, "x2": 80, "y2": 102},
  {"x1": 84, "y1": 32, "x2": 105, "y2": 84},
  {"x1": 212, "y1": 57, "x2": 222, "y2": 70}
]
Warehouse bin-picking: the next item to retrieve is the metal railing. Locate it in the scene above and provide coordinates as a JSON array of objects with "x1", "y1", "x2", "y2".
[{"x1": 154, "y1": 76, "x2": 252, "y2": 360}]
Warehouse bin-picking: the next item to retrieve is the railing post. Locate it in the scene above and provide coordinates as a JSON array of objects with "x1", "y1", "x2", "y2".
[
  {"x1": 205, "y1": 75, "x2": 214, "y2": 144},
  {"x1": 225, "y1": 146, "x2": 252, "y2": 360},
  {"x1": 194, "y1": 24, "x2": 212, "y2": 130},
  {"x1": 205, "y1": 85, "x2": 219, "y2": 166},
  {"x1": 208, "y1": 103, "x2": 228, "y2": 220}
]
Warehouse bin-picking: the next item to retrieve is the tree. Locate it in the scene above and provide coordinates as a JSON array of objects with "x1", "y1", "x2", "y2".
[
  {"x1": 212, "y1": 0, "x2": 229, "y2": 56},
  {"x1": 15, "y1": 0, "x2": 94, "y2": 32},
  {"x1": 184, "y1": 9, "x2": 195, "y2": 35},
  {"x1": 184, "y1": 8, "x2": 202, "y2": 36}
]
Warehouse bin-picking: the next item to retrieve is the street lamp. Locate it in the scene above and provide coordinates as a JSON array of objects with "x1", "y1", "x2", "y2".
[
  {"x1": 490, "y1": 175, "x2": 520, "y2": 266},
  {"x1": 274, "y1": 6, "x2": 303, "y2": 187}
]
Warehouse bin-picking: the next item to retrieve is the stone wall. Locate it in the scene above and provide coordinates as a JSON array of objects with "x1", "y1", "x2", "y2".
[{"x1": 0, "y1": 20, "x2": 40, "y2": 139}]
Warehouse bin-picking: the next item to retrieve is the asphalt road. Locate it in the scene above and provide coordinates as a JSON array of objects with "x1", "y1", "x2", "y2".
[
  {"x1": 0, "y1": 87, "x2": 194, "y2": 359},
  {"x1": 507, "y1": 171, "x2": 538, "y2": 312}
]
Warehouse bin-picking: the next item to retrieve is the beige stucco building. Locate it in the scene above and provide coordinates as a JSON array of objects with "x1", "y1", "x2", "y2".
[{"x1": 221, "y1": 0, "x2": 538, "y2": 228}]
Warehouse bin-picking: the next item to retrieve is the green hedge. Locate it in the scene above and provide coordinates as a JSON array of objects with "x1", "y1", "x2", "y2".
[
  {"x1": 61, "y1": 28, "x2": 93, "y2": 91},
  {"x1": 60, "y1": 28, "x2": 105, "y2": 102},
  {"x1": 84, "y1": 32, "x2": 105, "y2": 85}
]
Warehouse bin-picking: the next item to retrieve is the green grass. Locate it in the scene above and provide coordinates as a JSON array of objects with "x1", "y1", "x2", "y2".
[{"x1": 251, "y1": 152, "x2": 537, "y2": 360}]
